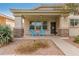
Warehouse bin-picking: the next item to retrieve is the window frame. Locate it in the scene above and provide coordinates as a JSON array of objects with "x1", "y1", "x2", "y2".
[
  {"x1": 42, "y1": 21, "x2": 47, "y2": 30},
  {"x1": 29, "y1": 21, "x2": 47, "y2": 30},
  {"x1": 70, "y1": 19, "x2": 79, "y2": 27}
]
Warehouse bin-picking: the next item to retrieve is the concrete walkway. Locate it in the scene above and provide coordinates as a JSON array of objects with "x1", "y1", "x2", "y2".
[{"x1": 51, "y1": 36, "x2": 79, "y2": 56}]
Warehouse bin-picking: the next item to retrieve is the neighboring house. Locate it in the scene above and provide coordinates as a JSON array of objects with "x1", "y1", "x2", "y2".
[
  {"x1": 11, "y1": 4, "x2": 79, "y2": 37},
  {"x1": 0, "y1": 13, "x2": 15, "y2": 30}
]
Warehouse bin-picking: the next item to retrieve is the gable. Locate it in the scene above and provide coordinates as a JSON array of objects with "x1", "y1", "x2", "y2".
[{"x1": 34, "y1": 4, "x2": 65, "y2": 11}]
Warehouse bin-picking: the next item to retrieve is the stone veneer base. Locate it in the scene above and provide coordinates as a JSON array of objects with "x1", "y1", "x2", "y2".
[
  {"x1": 13, "y1": 28, "x2": 24, "y2": 38},
  {"x1": 57, "y1": 29, "x2": 69, "y2": 37}
]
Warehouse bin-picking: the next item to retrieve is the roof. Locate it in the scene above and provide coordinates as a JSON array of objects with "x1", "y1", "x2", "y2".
[
  {"x1": 34, "y1": 3, "x2": 65, "y2": 9},
  {"x1": 11, "y1": 3, "x2": 67, "y2": 13},
  {"x1": 11, "y1": 3, "x2": 71, "y2": 17},
  {"x1": 0, "y1": 13, "x2": 14, "y2": 21}
]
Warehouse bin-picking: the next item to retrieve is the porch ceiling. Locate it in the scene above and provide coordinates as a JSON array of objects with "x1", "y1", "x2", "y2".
[
  {"x1": 13, "y1": 12, "x2": 69, "y2": 17},
  {"x1": 23, "y1": 15, "x2": 60, "y2": 21},
  {"x1": 23, "y1": 15, "x2": 60, "y2": 18}
]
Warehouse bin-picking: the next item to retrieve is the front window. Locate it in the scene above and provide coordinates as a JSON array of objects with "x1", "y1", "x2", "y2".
[
  {"x1": 29, "y1": 21, "x2": 47, "y2": 30},
  {"x1": 43, "y1": 21, "x2": 47, "y2": 30},
  {"x1": 36, "y1": 26, "x2": 41, "y2": 30},
  {"x1": 70, "y1": 19, "x2": 79, "y2": 27},
  {"x1": 30, "y1": 25, "x2": 34, "y2": 30}
]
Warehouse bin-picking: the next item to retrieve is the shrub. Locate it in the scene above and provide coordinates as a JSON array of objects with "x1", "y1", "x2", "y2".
[
  {"x1": 0, "y1": 25, "x2": 13, "y2": 46},
  {"x1": 74, "y1": 35, "x2": 79, "y2": 43},
  {"x1": 15, "y1": 40, "x2": 49, "y2": 54},
  {"x1": 33, "y1": 40, "x2": 49, "y2": 48}
]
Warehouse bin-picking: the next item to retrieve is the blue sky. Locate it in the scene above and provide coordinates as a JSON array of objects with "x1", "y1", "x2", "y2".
[{"x1": 0, "y1": 3, "x2": 41, "y2": 18}]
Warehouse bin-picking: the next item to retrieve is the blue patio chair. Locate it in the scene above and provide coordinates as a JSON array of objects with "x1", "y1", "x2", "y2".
[
  {"x1": 40, "y1": 29, "x2": 45, "y2": 36},
  {"x1": 30, "y1": 30, "x2": 36, "y2": 36}
]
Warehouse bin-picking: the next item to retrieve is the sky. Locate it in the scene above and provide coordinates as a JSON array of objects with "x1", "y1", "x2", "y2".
[{"x1": 0, "y1": 3, "x2": 41, "y2": 18}]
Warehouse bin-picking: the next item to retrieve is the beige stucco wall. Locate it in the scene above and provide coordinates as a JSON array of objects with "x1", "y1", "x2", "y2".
[
  {"x1": 0, "y1": 15, "x2": 15, "y2": 30},
  {"x1": 0, "y1": 16, "x2": 6, "y2": 25},
  {"x1": 24, "y1": 17, "x2": 30, "y2": 36},
  {"x1": 69, "y1": 28, "x2": 79, "y2": 36},
  {"x1": 6, "y1": 19, "x2": 15, "y2": 30},
  {"x1": 68, "y1": 15, "x2": 79, "y2": 36},
  {"x1": 58, "y1": 15, "x2": 79, "y2": 36},
  {"x1": 15, "y1": 16, "x2": 23, "y2": 29},
  {"x1": 59, "y1": 16, "x2": 69, "y2": 29}
]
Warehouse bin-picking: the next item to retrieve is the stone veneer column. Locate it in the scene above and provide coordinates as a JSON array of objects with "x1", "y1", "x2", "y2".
[
  {"x1": 14, "y1": 16, "x2": 24, "y2": 38},
  {"x1": 58, "y1": 15, "x2": 69, "y2": 37}
]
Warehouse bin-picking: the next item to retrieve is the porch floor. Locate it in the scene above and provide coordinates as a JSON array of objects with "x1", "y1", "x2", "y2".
[{"x1": 15, "y1": 35, "x2": 69, "y2": 40}]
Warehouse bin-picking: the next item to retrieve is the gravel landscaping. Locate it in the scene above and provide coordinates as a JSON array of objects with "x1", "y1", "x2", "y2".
[{"x1": 0, "y1": 39, "x2": 64, "y2": 55}]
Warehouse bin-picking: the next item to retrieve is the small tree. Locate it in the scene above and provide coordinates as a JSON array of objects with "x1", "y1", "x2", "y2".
[
  {"x1": 65, "y1": 3, "x2": 79, "y2": 15},
  {"x1": 0, "y1": 25, "x2": 13, "y2": 46}
]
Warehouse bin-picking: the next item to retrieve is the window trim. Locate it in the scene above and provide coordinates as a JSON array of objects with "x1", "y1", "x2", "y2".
[
  {"x1": 70, "y1": 19, "x2": 79, "y2": 27},
  {"x1": 29, "y1": 21, "x2": 48, "y2": 30}
]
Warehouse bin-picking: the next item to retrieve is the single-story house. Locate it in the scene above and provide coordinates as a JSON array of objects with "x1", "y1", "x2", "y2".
[
  {"x1": 0, "y1": 13, "x2": 15, "y2": 30},
  {"x1": 11, "y1": 4, "x2": 79, "y2": 37}
]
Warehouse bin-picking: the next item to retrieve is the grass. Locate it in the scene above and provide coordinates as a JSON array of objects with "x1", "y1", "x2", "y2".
[
  {"x1": 74, "y1": 40, "x2": 79, "y2": 43},
  {"x1": 15, "y1": 39, "x2": 49, "y2": 54}
]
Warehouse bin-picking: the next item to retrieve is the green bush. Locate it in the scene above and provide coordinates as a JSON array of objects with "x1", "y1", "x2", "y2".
[
  {"x1": 74, "y1": 35, "x2": 79, "y2": 43},
  {"x1": 0, "y1": 25, "x2": 13, "y2": 46},
  {"x1": 33, "y1": 40, "x2": 49, "y2": 48}
]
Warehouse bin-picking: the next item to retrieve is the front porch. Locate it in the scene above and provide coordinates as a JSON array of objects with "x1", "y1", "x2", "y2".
[
  {"x1": 13, "y1": 15, "x2": 69, "y2": 37},
  {"x1": 23, "y1": 15, "x2": 60, "y2": 36}
]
